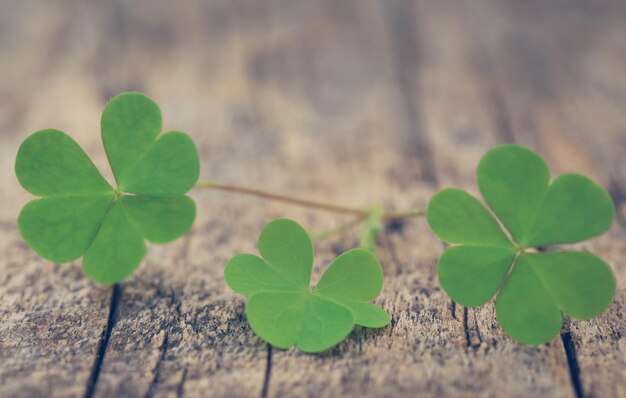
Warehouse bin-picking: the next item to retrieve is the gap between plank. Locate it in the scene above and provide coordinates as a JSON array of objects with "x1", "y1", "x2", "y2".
[
  {"x1": 176, "y1": 367, "x2": 188, "y2": 398},
  {"x1": 462, "y1": 307, "x2": 472, "y2": 347},
  {"x1": 560, "y1": 332, "x2": 584, "y2": 398},
  {"x1": 462, "y1": 307, "x2": 483, "y2": 350},
  {"x1": 84, "y1": 283, "x2": 122, "y2": 398},
  {"x1": 145, "y1": 331, "x2": 170, "y2": 398},
  {"x1": 379, "y1": 0, "x2": 436, "y2": 184},
  {"x1": 608, "y1": 180, "x2": 626, "y2": 230},
  {"x1": 260, "y1": 345, "x2": 273, "y2": 398}
]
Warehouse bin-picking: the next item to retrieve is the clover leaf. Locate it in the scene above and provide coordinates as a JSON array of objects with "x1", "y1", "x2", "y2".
[
  {"x1": 427, "y1": 144, "x2": 616, "y2": 345},
  {"x1": 225, "y1": 218, "x2": 391, "y2": 353},
  {"x1": 15, "y1": 92, "x2": 199, "y2": 285}
]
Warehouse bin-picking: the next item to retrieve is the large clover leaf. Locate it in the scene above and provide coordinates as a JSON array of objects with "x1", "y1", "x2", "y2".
[
  {"x1": 427, "y1": 144, "x2": 616, "y2": 345},
  {"x1": 15, "y1": 93, "x2": 199, "y2": 285},
  {"x1": 225, "y1": 218, "x2": 391, "y2": 353}
]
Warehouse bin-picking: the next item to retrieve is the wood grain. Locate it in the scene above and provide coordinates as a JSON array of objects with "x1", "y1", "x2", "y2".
[{"x1": 0, "y1": 0, "x2": 624, "y2": 397}]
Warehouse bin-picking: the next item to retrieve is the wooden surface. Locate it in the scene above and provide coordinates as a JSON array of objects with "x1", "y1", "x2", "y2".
[{"x1": 1, "y1": 0, "x2": 625, "y2": 397}]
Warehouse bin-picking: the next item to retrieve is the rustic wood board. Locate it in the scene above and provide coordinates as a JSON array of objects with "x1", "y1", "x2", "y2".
[{"x1": 1, "y1": 0, "x2": 624, "y2": 397}]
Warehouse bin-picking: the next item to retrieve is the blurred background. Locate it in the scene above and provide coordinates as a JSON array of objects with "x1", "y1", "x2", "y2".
[
  {"x1": 1, "y1": 0, "x2": 625, "y2": 397},
  {"x1": 2, "y1": 0, "x2": 625, "y2": 209}
]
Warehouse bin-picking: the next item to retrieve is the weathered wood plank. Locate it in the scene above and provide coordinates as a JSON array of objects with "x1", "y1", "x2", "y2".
[
  {"x1": 0, "y1": 225, "x2": 112, "y2": 398},
  {"x1": 268, "y1": 0, "x2": 571, "y2": 396},
  {"x1": 1, "y1": 0, "x2": 625, "y2": 397},
  {"x1": 413, "y1": 0, "x2": 573, "y2": 395},
  {"x1": 462, "y1": 1, "x2": 626, "y2": 397},
  {"x1": 0, "y1": 1, "x2": 117, "y2": 397}
]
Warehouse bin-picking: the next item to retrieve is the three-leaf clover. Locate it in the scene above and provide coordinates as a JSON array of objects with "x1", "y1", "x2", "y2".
[
  {"x1": 427, "y1": 144, "x2": 616, "y2": 345},
  {"x1": 15, "y1": 92, "x2": 200, "y2": 285},
  {"x1": 225, "y1": 218, "x2": 391, "y2": 353}
]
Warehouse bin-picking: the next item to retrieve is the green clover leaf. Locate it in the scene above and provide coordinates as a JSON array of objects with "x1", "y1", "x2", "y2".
[
  {"x1": 225, "y1": 218, "x2": 391, "y2": 353},
  {"x1": 15, "y1": 92, "x2": 199, "y2": 285},
  {"x1": 427, "y1": 144, "x2": 616, "y2": 345}
]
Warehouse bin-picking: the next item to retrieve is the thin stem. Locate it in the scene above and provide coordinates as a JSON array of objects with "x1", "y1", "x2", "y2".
[
  {"x1": 195, "y1": 180, "x2": 426, "y2": 220},
  {"x1": 310, "y1": 216, "x2": 365, "y2": 240}
]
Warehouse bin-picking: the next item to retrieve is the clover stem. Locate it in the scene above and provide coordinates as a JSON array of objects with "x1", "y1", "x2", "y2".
[
  {"x1": 310, "y1": 216, "x2": 365, "y2": 240},
  {"x1": 194, "y1": 180, "x2": 426, "y2": 220}
]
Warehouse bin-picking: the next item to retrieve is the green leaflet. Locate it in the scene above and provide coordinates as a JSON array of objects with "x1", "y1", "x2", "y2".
[
  {"x1": 428, "y1": 144, "x2": 616, "y2": 345},
  {"x1": 101, "y1": 92, "x2": 162, "y2": 184},
  {"x1": 525, "y1": 174, "x2": 615, "y2": 247},
  {"x1": 16, "y1": 129, "x2": 113, "y2": 196},
  {"x1": 496, "y1": 252, "x2": 615, "y2": 345},
  {"x1": 495, "y1": 256, "x2": 563, "y2": 345},
  {"x1": 316, "y1": 248, "x2": 390, "y2": 327},
  {"x1": 316, "y1": 249, "x2": 384, "y2": 301},
  {"x1": 225, "y1": 254, "x2": 298, "y2": 295},
  {"x1": 120, "y1": 131, "x2": 200, "y2": 196},
  {"x1": 18, "y1": 194, "x2": 114, "y2": 263},
  {"x1": 437, "y1": 246, "x2": 516, "y2": 307},
  {"x1": 246, "y1": 292, "x2": 354, "y2": 353},
  {"x1": 121, "y1": 196, "x2": 196, "y2": 243},
  {"x1": 258, "y1": 218, "x2": 313, "y2": 289},
  {"x1": 428, "y1": 189, "x2": 512, "y2": 248},
  {"x1": 516, "y1": 252, "x2": 615, "y2": 320},
  {"x1": 15, "y1": 92, "x2": 199, "y2": 284},
  {"x1": 225, "y1": 219, "x2": 390, "y2": 353},
  {"x1": 477, "y1": 144, "x2": 550, "y2": 243},
  {"x1": 83, "y1": 201, "x2": 147, "y2": 285}
]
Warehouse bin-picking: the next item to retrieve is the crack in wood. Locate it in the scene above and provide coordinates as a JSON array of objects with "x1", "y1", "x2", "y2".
[
  {"x1": 608, "y1": 180, "x2": 626, "y2": 230},
  {"x1": 137, "y1": 231, "x2": 192, "y2": 396},
  {"x1": 260, "y1": 345, "x2": 272, "y2": 398},
  {"x1": 462, "y1": 307, "x2": 471, "y2": 348},
  {"x1": 84, "y1": 283, "x2": 122, "y2": 398},
  {"x1": 474, "y1": 314, "x2": 483, "y2": 345},
  {"x1": 560, "y1": 332, "x2": 584, "y2": 398},
  {"x1": 143, "y1": 285, "x2": 184, "y2": 397},
  {"x1": 462, "y1": 307, "x2": 483, "y2": 350},
  {"x1": 176, "y1": 367, "x2": 188, "y2": 398},
  {"x1": 145, "y1": 331, "x2": 170, "y2": 398}
]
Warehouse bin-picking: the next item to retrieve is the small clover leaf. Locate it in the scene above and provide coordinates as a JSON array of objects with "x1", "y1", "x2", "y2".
[
  {"x1": 15, "y1": 92, "x2": 199, "y2": 285},
  {"x1": 225, "y1": 218, "x2": 391, "y2": 353},
  {"x1": 428, "y1": 144, "x2": 616, "y2": 345}
]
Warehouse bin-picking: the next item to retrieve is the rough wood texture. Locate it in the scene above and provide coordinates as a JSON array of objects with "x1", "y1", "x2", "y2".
[{"x1": 1, "y1": 0, "x2": 624, "y2": 397}]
